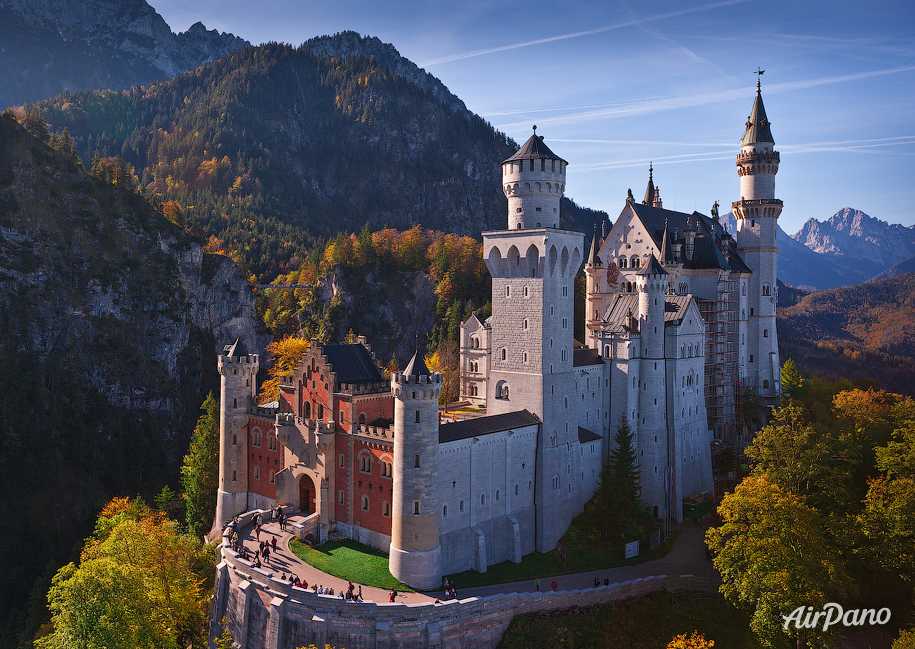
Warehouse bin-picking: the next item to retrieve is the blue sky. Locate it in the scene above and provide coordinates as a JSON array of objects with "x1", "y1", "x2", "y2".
[{"x1": 149, "y1": 0, "x2": 915, "y2": 233}]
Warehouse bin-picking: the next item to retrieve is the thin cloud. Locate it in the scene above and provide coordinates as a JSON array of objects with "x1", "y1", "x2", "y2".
[
  {"x1": 417, "y1": 0, "x2": 749, "y2": 67},
  {"x1": 495, "y1": 64, "x2": 915, "y2": 130}
]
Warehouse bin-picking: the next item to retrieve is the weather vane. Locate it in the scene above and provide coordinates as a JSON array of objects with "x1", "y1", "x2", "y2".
[{"x1": 755, "y1": 67, "x2": 765, "y2": 77}]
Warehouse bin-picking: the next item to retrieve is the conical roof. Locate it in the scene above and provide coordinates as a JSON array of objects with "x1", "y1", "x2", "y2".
[
  {"x1": 223, "y1": 337, "x2": 247, "y2": 357},
  {"x1": 659, "y1": 220, "x2": 675, "y2": 265},
  {"x1": 403, "y1": 350, "x2": 430, "y2": 377},
  {"x1": 741, "y1": 80, "x2": 775, "y2": 145},
  {"x1": 636, "y1": 253, "x2": 668, "y2": 276},
  {"x1": 642, "y1": 164, "x2": 656, "y2": 205},
  {"x1": 502, "y1": 126, "x2": 568, "y2": 164}
]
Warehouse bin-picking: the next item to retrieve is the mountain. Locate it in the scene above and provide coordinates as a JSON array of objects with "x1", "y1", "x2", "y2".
[
  {"x1": 0, "y1": 0, "x2": 249, "y2": 109},
  {"x1": 0, "y1": 112, "x2": 259, "y2": 641},
  {"x1": 792, "y1": 207, "x2": 915, "y2": 270},
  {"x1": 719, "y1": 211, "x2": 910, "y2": 290},
  {"x1": 35, "y1": 36, "x2": 607, "y2": 283},
  {"x1": 777, "y1": 272, "x2": 915, "y2": 396},
  {"x1": 872, "y1": 254, "x2": 915, "y2": 281}
]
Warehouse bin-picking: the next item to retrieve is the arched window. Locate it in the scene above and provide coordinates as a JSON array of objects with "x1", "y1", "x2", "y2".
[
  {"x1": 481, "y1": 494, "x2": 486, "y2": 505},
  {"x1": 762, "y1": 283, "x2": 770, "y2": 296},
  {"x1": 501, "y1": 348, "x2": 506, "y2": 361},
  {"x1": 763, "y1": 380, "x2": 770, "y2": 390},
  {"x1": 253, "y1": 465, "x2": 260, "y2": 480},
  {"x1": 361, "y1": 495, "x2": 369, "y2": 511},
  {"x1": 742, "y1": 283, "x2": 746, "y2": 296},
  {"x1": 552, "y1": 474, "x2": 560, "y2": 490},
  {"x1": 604, "y1": 345, "x2": 610, "y2": 358},
  {"x1": 383, "y1": 501, "x2": 390, "y2": 517},
  {"x1": 268, "y1": 470, "x2": 275, "y2": 484},
  {"x1": 619, "y1": 257, "x2": 627, "y2": 269},
  {"x1": 317, "y1": 403, "x2": 324, "y2": 419},
  {"x1": 253, "y1": 431, "x2": 262, "y2": 447},
  {"x1": 522, "y1": 319, "x2": 528, "y2": 330},
  {"x1": 460, "y1": 500, "x2": 464, "y2": 512},
  {"x1": 359, "y1": 413, "x2": 366, "y2": 425},
  {"x1": 304, "y1": 402, "x2": 311, "y2": 419},
  {"x1": 268, "y1": 435, "x2": 277, "y2": 451},
  {"x1": 496, "y1": 381, "x2": 509, "y2": 399},
  {"x1": 631, "y1": 255, "x2": 640, "y2": 268},
  {"x1": 443, "y1": 505, "x2": 448, "y2": 517},
  {"x1": 764, "y1": 329, "x2": 769, "y2": 338}
]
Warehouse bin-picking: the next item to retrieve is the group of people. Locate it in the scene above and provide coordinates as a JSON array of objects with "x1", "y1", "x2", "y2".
[{"x1": 441, "y1": 578, "x2": 458, "y2": 600}]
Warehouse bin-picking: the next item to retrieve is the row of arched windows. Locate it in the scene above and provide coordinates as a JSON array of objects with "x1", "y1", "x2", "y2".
[
  {"x1": 358, "y1": 453, "x2": 393, "y2": 477},
  {"x1": 360, "y1": 495, "x2": 390, "y2": 517},
  {"x1": 252, "y1": 431, "x2": 278, "y2": 451},
  {"x1": 617, "y1": 256, "x2": 642, "y2": 269},
  {"x1": 251, "y1": 466, "x2": 275, "y2": 483}
]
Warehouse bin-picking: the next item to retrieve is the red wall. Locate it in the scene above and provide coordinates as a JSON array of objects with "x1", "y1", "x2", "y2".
[{"x1": 247, "y1": 415, "x2": 283, "y2": 500}]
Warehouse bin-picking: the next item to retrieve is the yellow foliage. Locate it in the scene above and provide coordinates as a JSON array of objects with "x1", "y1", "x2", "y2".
[
  {"x1": 258, "y1": 336, "x2": 310, "y2": 404},
  {"x1": 668, "y1": 631, "x2": 714, "y2": 649}
]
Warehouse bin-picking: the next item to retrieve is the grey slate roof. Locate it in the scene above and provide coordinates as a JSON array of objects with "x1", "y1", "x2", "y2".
[
  {"x1": 573, "y1": 346, "x2": 604, "y2": 367},
  {"x1": 741, "y1": 83, "x2": 775, "y2": 145},
  {"x1": 403, "y1": 351, "x2": 431, "y2": 378},
  {"x1": 223, "y1": 338, "x2": 248, "y2": 357},
  {"x1": 503, "y1": 130, "x2": 568, "y2": 164},
  {"x1": 578, "y1": 427, "x2": 602, "y2": 443},
  {"x1": 601, "y1": 294, "x2": 693, "y2": 333},
  {"x1": 623, "y1": 203, "x2": 750, "y2": 273},
  {"x1": 636, "y1": 253, "x2": 668, "y2": 276},
  {"x1": 322, "y1": 344, "x2": 384, "y2": 383},
  {"x1": 439, "y1": 410, "x2": 540, "y2": 444}
]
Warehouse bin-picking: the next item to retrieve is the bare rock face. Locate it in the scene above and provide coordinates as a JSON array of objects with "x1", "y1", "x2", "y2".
[
  {"x1": 792, "y1": 208, "x2": 915, "y2": 270},
  {"x1": 0, "y1": 0, "x2": 249, "y2": 108}
]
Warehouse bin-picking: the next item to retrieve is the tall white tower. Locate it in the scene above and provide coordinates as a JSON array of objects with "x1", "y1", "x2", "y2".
[
  {"x1": 732, "y1": 80, "x2": 781, "y2": 404},
  {"x1": 389, "y1": 353, "x2": 442, "y2": 590},
  {"x1": 484, "y1": 128, "x2": 584, "y2": 552},
  {"x1": 635, "y1": 256, "x2": 671, "y2": 518},
  {"x1": 214, "y1": 339, "x2": 259, "y2": 531}
]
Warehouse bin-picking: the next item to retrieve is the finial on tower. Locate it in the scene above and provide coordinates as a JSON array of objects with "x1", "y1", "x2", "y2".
[
  {"x1": 532, "y1": 125, "x2": 537, "y2": 135},
  {"x1": 649, "y1": 162, "x2": 653, "y2": 180}
]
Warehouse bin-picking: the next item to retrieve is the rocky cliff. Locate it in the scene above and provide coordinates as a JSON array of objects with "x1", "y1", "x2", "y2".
[
  {"x1": 0, "y1": 112, "x2": 259, "y2": 633},
  {"x1": 0, "y1": 0, "x2": 249, "y2": 108},
  {"x1": 792, "y1": 208, "x2": 915, "y2": 270}
]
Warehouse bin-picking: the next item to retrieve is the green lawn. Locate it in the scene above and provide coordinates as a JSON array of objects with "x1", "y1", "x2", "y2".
[
  {"x1": 288, "y1": 539, "x2": 414, "y2": 592},
  {"x1": 444, "y1": 529, "x2": 679, "y2": 591},
  {"x1": 498, "y1": 590, "x2": 764, "y2": 649}
]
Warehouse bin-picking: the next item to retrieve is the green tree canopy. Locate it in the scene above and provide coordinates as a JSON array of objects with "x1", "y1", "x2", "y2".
[{"x1": 181, "y1": 393, "x2": 220, "y2": 538}]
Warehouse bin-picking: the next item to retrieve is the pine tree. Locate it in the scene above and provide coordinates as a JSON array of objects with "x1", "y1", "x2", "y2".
[
  {"x1": 181, "y1": 393, "x2": 220, "y2": 538},
  {"x1": 594, "y1": 415, "x2": 648, "y2": 543}
]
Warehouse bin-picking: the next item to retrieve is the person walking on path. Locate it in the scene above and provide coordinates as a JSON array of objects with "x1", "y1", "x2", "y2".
[
  {"x1": 389, "y1": 590, "x2": 396, "y2": 603},
  {"x1": 263, "y1": 545, "x2": 271, "y2": 564},
  {"x1": 535, "y1": 577, "x2": 540, "y2": 591},
  {"x1": 271, "y1": 536, "x2": 277, "y2": 553},
  {"x1": 551, "y1": 579, "x2": 557, "y2": 592}
]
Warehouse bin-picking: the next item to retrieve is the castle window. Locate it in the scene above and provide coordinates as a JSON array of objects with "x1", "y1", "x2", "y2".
[
  {"x1": 742, "y1": 283, "x2": 746, "y2": 296},
  {"x1": 318, "y1": 404, "x2": 324, "y2": 419},
  {"x1": 750, "y1": 307, "x2": 754, "y2": 316},
  {"x1": 563, "y1": 286, "x2": 568, "y2": 297},
  {"x1": 339, "y1": 490, "x2": 344, "y2": 504},
  {"x1": 529, "y1": 480, "x2": 533, "y2": 490},
  {"x1": 515, "y1": 484, "x2": 519, "y2": 496},
  {"x1": 763, "y1": 380, "x2": 770, "y2": 390},
  {"x1": 253, "y1": 465, "x2": 260, "y2": 480},
  {"x1": 268, "y1": 470, "x2": 275, "y2": 484},
  {"x1": 631, "y1": 256, "x2": 640, "y2": 268},
  {"x1": 764, "y1": 329, "x2": 769, "y2": 338},
  {"x1": 501, "y1": 348, "x2": 507, "y2": 361},
  {"x1": 552, "y1": 475, "x2": 560, "y2": 490},
  {"x1": 339, "y1": 453, "x2": 345, "y2": 468},
  {"x1": 232, "y1": 471, "x2": 236, "y2": 481},
  {"x1": 564, "y1": 397, "x2": 568, "y2": 409},
  {"x1": 304, "y1": 402, "x2": 311, "y2": 418},
  {"x1": 443, "y1": 505, "x2": 447, "y2": 517},
  {"x1": 340, "y1": 409, "x2": 345, "y2": 424},
  {"x1": 415, "y1": 410, "x2": 420, "y2": 423},
  {"x1": 253, "y1": 431, "x2": 262, "y2": 447},
  {"x1": 496, "y1": 490, "x2": 500, "y2": 501},
  {"x1": 522, "y1": 352, "x2": 528, "y2": 363},
  {"x1": 619, "y1": 257, "x2": 627, "y2": 269},
  {"x1": 551, "y1": 306, "x2": 554, "y2": 316},
  {"x1": 414, "y1": 501, "x2": 421, "y2": 515},
  {"x1": 481, "y1": 494, "x2": 486, "y2": 505},
  {"x1": 541, "y1": 159, "x2": 546, "y2": 171},
  {"x1": 562, "y1": 318, "x2": 568, "y2": 329},
  {"x1": 749, "y1": 355, "x2": 754, "y2": 363},
  {"x1": 360, "y1": 455, "x2": 371, "y2": 473},
  {"x1": 460, "y1": 500, "x2": 464, "y2": 512},
  {"x1": 362, "y1": 496, "x2": 369, "y2": 511},
  {"x1": 233, "y1": 435, "x2": 237, "y2": 445},
  {"x1": 359, "y1": 413, "x2": 366, "y2": 425},
  {"x1": 604, "y1": 345, "x2": 610, "y2": 358},
  {"x1": 522, "y1": 319, "x2": 528, "y2": 330},
  {"x1": 762, "y1": 283, "x2": 770, "y2": 296},
  {"x1": 268, "y1": 435, "x2": 277, "y2": 451},
  {"x1": 414, "y1": 454, "x2": 420, "y2": 468},
  {"x1": 233, "y1": 399, "x2": 237, "y2": 408},
  {"x1": 506, "y1": 285, "x2": 511, "y2": 297},
  {"x1": 523, "y1": 286, "x2": 529, "y2": 297}
]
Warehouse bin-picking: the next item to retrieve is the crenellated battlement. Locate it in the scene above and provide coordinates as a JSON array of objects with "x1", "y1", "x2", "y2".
[{"x1": 391, "y1": 372, "x2": 442, "y2": 386}]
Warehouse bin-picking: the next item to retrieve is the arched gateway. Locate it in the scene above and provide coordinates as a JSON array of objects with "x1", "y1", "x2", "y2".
[{"x1": 299, "y1": 474, "x2": 316, "y2": 515}]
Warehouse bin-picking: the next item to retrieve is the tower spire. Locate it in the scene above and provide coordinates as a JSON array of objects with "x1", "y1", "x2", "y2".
[
  {"x1": 643, "y1": 163, "x2": 656, "y2": 206},
  {"x1": 742, "y1": 78, "x2": 774, "y2": 145},
  {"x1": 587, "y1": 225, "x2": 602, "y2": 267}
]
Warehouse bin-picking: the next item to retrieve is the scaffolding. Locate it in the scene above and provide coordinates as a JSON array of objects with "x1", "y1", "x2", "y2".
[{"x1": 697, "y1": 272, "x2": 740, "y2": 443}]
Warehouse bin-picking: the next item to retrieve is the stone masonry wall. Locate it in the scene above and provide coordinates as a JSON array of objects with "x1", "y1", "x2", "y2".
[{"x1": 211, "y1": 547, "x2": 715, "y2": 649}]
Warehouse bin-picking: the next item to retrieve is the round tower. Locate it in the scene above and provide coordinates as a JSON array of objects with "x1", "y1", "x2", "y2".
[
  {"x1": 636, "y1": 254, "x2": 667, "y2": 357},
  {"x1": 732, "y1": 79, "x2": 781, "y2": 402},
  {"x1": 389, "y1": 352, "x2": 442, "y2": 590},
  {"x1": 501, "y1": 126, "x2": 568, "y2": 230},
  {"x1": 214, "y1": 338, "x2": 259, "y2": 532}
]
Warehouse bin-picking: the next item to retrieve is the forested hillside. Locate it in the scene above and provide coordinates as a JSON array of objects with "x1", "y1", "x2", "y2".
[
  {"x1": 0, "y1": 112, "x2": 258, "y2": 646},
  {"x1": 777, "y1": 272, "x2": 915, "y2": 395},
  {"x1": 33, "y1": 36, "x2": 606, "y2": 285}
]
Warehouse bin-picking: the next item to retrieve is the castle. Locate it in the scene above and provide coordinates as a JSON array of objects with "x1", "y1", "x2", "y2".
[{"x1": 214, "y1": 82, "x2": 780, "y2": 589}]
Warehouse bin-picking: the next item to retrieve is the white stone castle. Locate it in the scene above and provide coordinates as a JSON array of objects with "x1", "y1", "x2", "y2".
[{"x1": 214, "y1": 83, "x2": 780, "y2": 590}]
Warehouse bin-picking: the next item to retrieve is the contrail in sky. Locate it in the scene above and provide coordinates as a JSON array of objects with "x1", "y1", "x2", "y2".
[
  {"x1": 494, "y1": 64, "x2": 915, "y2": 130},
  {"x1": 417, "y1": 0, "x2": 749, "y2": 67}
]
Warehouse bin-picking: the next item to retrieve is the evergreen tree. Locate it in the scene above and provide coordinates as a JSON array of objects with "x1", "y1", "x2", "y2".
[
  {"x1": 594, "y1": 415, "x2": 649, "y2": 544},
  {"x1": 24, "y1": 107, "x2": 49, "y2": 141},
  {"x1": 781, "y1": 358, "x2": 805, "y2": 400},
  {"x1": 181, "y1": 393, "x2": 220, "y2": 538}
]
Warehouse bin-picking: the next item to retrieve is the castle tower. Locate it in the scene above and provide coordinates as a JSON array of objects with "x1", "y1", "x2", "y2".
[
  {"x1": 485, "y1": 129, "x2": 584, "y2": 552},
  {"x1": 642, "y1": 163, "x2": 662, "y2": 208},
  {"x1": 214, "y1": 339, "x2": 259, "y2": 531},
  {"x1": 585, "y1": 227, "x2": 604, "y2": 350},
  {"x1": 388, "y1": 353, "x2": 442, "y2": 590},
  {"x1": 732, "y1": 79, "x2": 781, "y2": 403},
  {"x1": 502, "y1": 125, "x2": 566, "y2": 230},
  {"x1": 635, "y1": 255, "x2": 670, "y2": 517}
]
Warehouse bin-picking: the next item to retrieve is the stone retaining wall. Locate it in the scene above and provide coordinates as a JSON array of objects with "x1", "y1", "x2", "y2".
[{"x1": 210, "y1": 543, "x2": 716, "y2": 649}]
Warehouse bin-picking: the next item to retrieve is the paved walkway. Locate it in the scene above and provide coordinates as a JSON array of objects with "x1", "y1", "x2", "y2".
[{"x1": 233, "y1": 518, "x2": 718, "y2": 605}]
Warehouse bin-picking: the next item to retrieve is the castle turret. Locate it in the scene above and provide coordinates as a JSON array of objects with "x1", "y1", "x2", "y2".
[
  {"x1": 214, "y1": 339, "x2": 259, "y2": 531},
  {"x1": 389, "y1": 353, "x2": 442, "y2": 590},
  {"x1": 635, "y1": 255, "x2": 669, "y2": 518},
  {"x1": 585, "y1": 227, "x2": 604, "y2": 349},
  {"x1": 642, "y1": 163, "x2": 662, "y2": 208},
  {"x1": 732, "y1": 79, "x2": 781, "y2": 403},
  {"x1": 501, "y1": 125, "x2": 568, "y2": 230}
]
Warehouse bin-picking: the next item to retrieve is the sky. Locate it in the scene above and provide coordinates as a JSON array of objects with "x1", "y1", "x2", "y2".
[{"x1": 148, "y1": 0, "x2": 915, "y2": 233}]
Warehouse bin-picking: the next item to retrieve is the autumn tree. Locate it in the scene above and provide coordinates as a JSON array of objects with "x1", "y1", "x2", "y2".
[
  {"x1": 258, "y1": 335, "x2": 310, "y2": 404},
  {"x1": 426, "y1": 338, "x2": 460, "y2": 407},
  {"x1": 668, "y1": 631, "x2": 714, "y2": 649},
  {"x1": 780, "y1": 358, "x2": 804, "y2": 400},
  {"x1": 181, "y1": 394, "x2": 220, "y2": 538},
  {"x1": 706, "y1": 475, "x2": 853, "y2": 649}
]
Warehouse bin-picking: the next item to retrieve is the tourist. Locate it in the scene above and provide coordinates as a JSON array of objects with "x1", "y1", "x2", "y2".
[
  {"x1": 271, "y1": 537, "x2": 277, "y2": 553},
  {"x1": 551, "y1": 579, "x2": 557, "y2": 592},
  {"x1": 318, "y1": 585, "x2": 323, "y2": 594},
  {"x1": 263, "y1": 546, "x2": 270, "y2": 563},
  {"x1": 255, "y1": 524, "x2": 261, "y2": 540},
  {"x1": 535, "y1": 577, "x2": 540, "y2": 592},
  {"x1": 593, "y1": 576, "x2": 600, "y2": 588},
  {"x1": 357, "y1": 585, "x2": 362, "y2": 601},
  {"x1": 279, "y1": 511, "x2": 286, "y2": 531},
  {"x1": 604, "y1": 577, "x2": 609, "y2": 586},
  {"x1": 389, "y1": 591, "x2": 396, "y2": 603}
]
